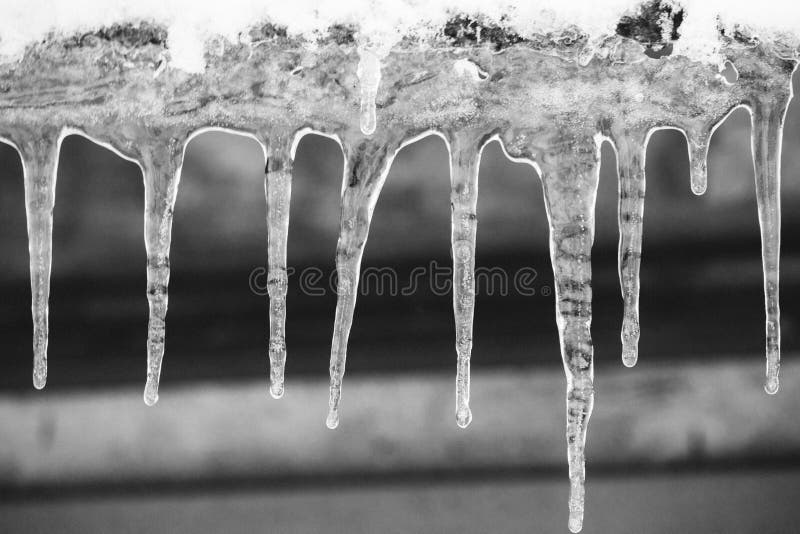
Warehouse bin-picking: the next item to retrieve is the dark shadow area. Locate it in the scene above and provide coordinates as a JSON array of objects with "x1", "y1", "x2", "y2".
[{"x1": 0, "y1": 142, "x2": 29, "y2": 381}]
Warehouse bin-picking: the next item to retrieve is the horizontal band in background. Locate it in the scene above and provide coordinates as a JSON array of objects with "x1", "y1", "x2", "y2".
[{"x1": 0, "y1": 357, "x2": 797, "y2": 489}]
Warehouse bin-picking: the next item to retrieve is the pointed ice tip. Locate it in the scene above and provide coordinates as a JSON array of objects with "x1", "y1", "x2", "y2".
[
  {"x1": 690, "y1": 147, "x2": 708, "y2": 195},
  {"x1": 765, "y1": 377, "x2": 780, "y2": 395},
  {"x1": 691, "y1": 180, "x2": 707, "y2": 196},
  {"x1": 568, "y1": 513, "x2": 583, "y2": 533},
  {"x1": 143, "y1": 382, "x2": 159, "y2": 406},
  {"x1": 326, "y1": 410, "x2": 340, "y2": 430},
  {"x1": 32, "y1": 361, "x2": 47, "y2": 389},
  {"x1": 456, "y1": 407, "x2": 473, "y2": 429},
  {"x1": 32, "y1": 372, "x2": 46, "y2": 390},
  {"x1": 269, "y1": 382, "x2": 284, "y2": 399}
]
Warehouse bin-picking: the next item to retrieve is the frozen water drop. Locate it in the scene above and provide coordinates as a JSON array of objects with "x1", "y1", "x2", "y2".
[
  {"x1": 270, "y1": 381, "x2": 285, "y2": 399},
  {"x1": 32, "y1": 362, "x2": 46, "y2": 390},
  {"x1": 688, "y1": 132, "x2": 710, "y2": 196},
  {"x1": 143, "y1": 382, "x2": 159, "y2": 406},
  {"x1": 141, "y1": 138, "x2": 184, "y2": 406},
  {"x1": 765, "y1": 373, "x2": 780, "y2": 395},
  {"x1": 265, "y1": 135, "x2": 293, "y2": 399},
  {"x1": 357, "y1": 48, "x2": 382, "y2": 135},
  {"x1": 621, "y1": 319, "x2": 640, "y2": 368},
  {"x1": 326, "y1": 408, "x2": 339, "y2": 430},
  {"x1": 456, "y1": 406, "x2": 472, "y2": 428}
]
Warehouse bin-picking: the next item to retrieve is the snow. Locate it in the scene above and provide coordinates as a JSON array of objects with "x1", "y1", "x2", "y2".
[{"x1": 0, "y1": 1, "x2": 798, "y2": 72}]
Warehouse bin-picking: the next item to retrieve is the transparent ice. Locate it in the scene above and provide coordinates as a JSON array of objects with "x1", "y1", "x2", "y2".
[{"x1": 0, "y1": 14, "x2": 797, "y2": 533}]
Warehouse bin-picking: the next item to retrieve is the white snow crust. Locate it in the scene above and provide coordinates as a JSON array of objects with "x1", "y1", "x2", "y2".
[{"x1": 0, "y1": 0, "x2": 798, "y2": 72}]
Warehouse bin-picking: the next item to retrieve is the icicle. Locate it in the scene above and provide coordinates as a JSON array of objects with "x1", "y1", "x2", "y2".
[
  {"x1": 687, "y1": 130, "x2": 710, "y2": 196},
  {"x1": 448, "y1": 131, "x2": 483, "y2": 428},
  {"x1": 327, "y1": 137, "x2": 397, "y2": 429},
  {"x1": 265, "y1": 135, "x2": 293, "y2": 399},
  {"x1": 751, "y1": 96, "x2": 790, "y2": 395},
  {"x1": 141, "y1": 139, "x2": 184, "y2": 406},
  {"x1": 18, "y1": 133, "x2": 61, "y2": 390},
  {"x1": 539, "y1": 135, "x2": 600, "y2": 533},
  {"x1": 356, "y1": 48, "x2": 382, "y2": 136},
  {"x1": 615, "y1": 134, "x2": 645, "y2": 367}
]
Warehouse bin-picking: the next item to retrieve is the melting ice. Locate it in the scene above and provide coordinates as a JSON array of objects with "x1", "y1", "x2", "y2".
[{"x1": 1, "y1": 2, "x2": 798, "y2": 532}]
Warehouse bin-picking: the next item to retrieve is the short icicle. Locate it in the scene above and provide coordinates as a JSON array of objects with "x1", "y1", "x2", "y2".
[
  {"x1": 539, "y1": 135, "x2": 600, "y2": 533},
  {"x1": 18, "y1": 132, "x2": 61, "y2": 389},
  {"x1": 615, "y1": 133, "x2": 646, "y2": 367},
  {"x1": 447, "y1": 131, "x2": 484, "y2": 428},
  {"x1": 356, "y1": 47, "x2": 382, "y2": 136},
  {"x1": 264, "y1": 134, "x2": 294, "y2": 399},
  {"x1": 327, "y1": 136, "x2": 397, "y2": 428},
  {"x1": 141, "y1": 138, "x2": 184, "y2": 406},
  {"x1": 751, "y1": 95, "x2": 790, "y2": 395},
  {"x1": 687, "y1": 130, "x2": 710, "y2": 196}
]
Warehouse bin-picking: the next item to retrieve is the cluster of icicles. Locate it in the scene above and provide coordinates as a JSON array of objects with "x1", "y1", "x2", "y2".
[{"x1": 1, "y1": 23, "x2": 797, "y2": 533}]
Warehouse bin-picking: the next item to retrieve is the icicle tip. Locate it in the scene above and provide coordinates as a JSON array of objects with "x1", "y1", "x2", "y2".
[
  {"x1": 268, "y1": 338, "x2": 287, "y2": 399},
  {"x1": 690, "y1": 181, "x2": 707, "y2": 196},
  {"x1": 326, "y1": 409, "x2": 339, "y2": 430},
  {"x1": 690, "y1": 162, "x2": 707, "y2": 195},
  {"x1": 765, "y1": 375, "x2": 779, "y2": 395},
  {"x1": 269, "y1": 381, "x2": 285, "y2": 399},
  {"x1": 32, "y1": 365, "x2": 47, "y2": 390},
  {"x1": 456, "y1": 406, "x2": 472, "y2": 429},
  {"x1": 622, "y1": 351, "x2": 638, "y2": 368},
  {"x1": 621, "y1": 316, "x2": 640, "y2": 367},
  {"x1": 568, "y1": 478, "x2": 585, "y2": 532},
  {"x1": 568, "y1": 512, "x2": 583, "y2": 533},
  {"x1": 143, "y1": 381, "x2": 159, "y2": 406}
]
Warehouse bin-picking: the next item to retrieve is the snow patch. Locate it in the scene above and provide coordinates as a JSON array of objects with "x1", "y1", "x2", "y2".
[
  {"x1": 0, "y1": 1, "x2": 798, "y2": 72},
  {"x1": 453, "y1": 58, "x2": 488, "y2": 81}
]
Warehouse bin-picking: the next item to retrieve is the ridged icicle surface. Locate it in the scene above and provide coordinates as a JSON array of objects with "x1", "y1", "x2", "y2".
[{"x1": 1, "y1": 19, "x2": 797, "y2": 532}]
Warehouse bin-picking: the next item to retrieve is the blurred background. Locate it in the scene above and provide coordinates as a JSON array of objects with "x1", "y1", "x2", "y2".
[{"x1": 1, "y1": 70, "x2": 800, "y2": 533}]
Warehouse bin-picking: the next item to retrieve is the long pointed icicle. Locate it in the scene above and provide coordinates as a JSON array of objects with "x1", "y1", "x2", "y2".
[
  {"x1": 615, "y1": 135, "x2": 645, "y2": 367},
  {"x1": 540, "y1": 137, "x2": 600, "y2": 534},
  {"x1": 327, "y1": 138, "x2": 395, "y2": 429},
  {"x1": 751, "y1": 97, "x2": 789, "y2": 395},
  {"x1": 141, "y1": 139, "x2": 184, "y2": 406},
  {"x1": 265, "y1": 135, "x2": 293, "y2": 399},
  {"x1": 448, "y1": 132, "x2": 482, "y2": 428},
  {"x1": 19, "y1": 134, "x2": 60, "y2": 389}
]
